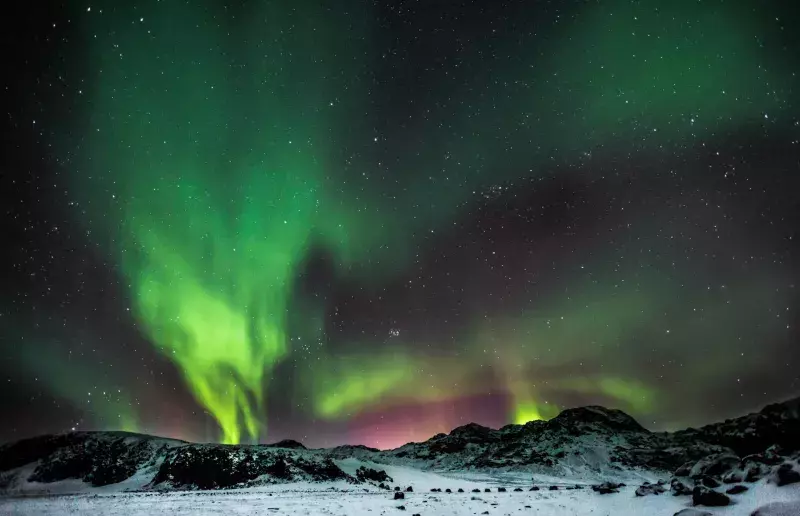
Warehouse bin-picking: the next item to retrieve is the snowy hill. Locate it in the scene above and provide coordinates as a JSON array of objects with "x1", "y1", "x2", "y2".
[{"x1": 1, "y1": 397, "x2": 798, "y2": 495}]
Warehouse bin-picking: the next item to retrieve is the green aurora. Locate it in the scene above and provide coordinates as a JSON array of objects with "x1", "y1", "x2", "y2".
[{"x1": 52, "y1": 0, "x2": 798, "y2": 443}]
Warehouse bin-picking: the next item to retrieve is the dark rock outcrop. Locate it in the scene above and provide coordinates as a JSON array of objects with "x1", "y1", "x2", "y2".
[
  {"x1": 21, "y1": 433, "x2": 177, "y2": 487},
  {"x1": 691, "y1": 486, "x2": 730, "y2": 507},
  {"x1": 773, "y1": 462, "x2": 800, "y2": 486},
  {"x1": 356, "y1": 466, "x2": 392, "y2": 483},
  {"x1": 591, "y1": 481, "x2": 622, "y2": 494},
  {"x1": 725, "y1": 484, "x2": 748, "y2": 495},
  {"x1": 265, "y1": 439, "x2": 306, "y2": 450},
  {"x1": 673, "y1": 398, "x2": 800, "y2": 457},
  {"x1": 670, "y1": 477, "x2": 693, "y2": 496},
  {"x1": 635, "y1": 481, "x2": 666, "y2": 496},
  {"x1": 151, "y1": 447, "x2": 350, "y2": 489},
  {"x1": 689, "y1": 453, "x2": 739, "y2": 478}
]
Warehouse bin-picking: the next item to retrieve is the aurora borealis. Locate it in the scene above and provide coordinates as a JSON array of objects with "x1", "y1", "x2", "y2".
[{"x1": 2, "y1": 0, "x2": 799, "y2": 449}]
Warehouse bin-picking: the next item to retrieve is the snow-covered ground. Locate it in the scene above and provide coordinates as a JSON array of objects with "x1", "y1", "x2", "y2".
[{"x1": 2, "y1": 464, "x2": 798, "y2": 516}]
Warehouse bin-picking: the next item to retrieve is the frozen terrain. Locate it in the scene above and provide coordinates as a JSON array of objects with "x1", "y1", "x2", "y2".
[
  {"x1": 1, "y1": 464, "x2": 798, "y2": 516},
  {"x1": 1, "y1": 398, "x2": 799, "y2": 515}
]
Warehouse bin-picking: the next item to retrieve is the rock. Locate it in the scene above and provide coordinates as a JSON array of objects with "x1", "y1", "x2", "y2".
[
  {"x1": 379, "y1": 483, "x2": 385, "y2": 489},
  {"x1": 692, "y1": 486, "x2": 730, "y2": 507},
  {"x1": 726, "y1": 484, "x2": 748, "y2": 494},
  {"x1": 773, "y1": 462, "x2": 800, "y2": 486},
  {"x1": 484, "y1": 488, "x2": 491, "y2": 492},
  {"x1": 513, "y1": 487, "x2": 523, "y2": 492},
  {"x1": 395, "y1": 486, "x2": 400, "y2": 491},
  {"x1": 396, "y1": 505, "x2": 406, "y2": 511},
  {"x1": 764, "y1": 445, "x2": 786, "y2": 464},
  {"x1": 394, "y1": 492, "x2": 405, "y2": 500},
  {"x1": 497, "y1": 487, "x2": 506, "y2": 492},
  {"x1": 673, "y1": 510, "x2": 712, "y2": 516},
  {"x1": 732, "y1": 454, "x2": 774, "y2": 483},
  {"x1": 591, "y1": 481, "x2": 622, "y2": 494},
  {"x1": 549, "y1": 485, "x2": 559, "y2": 491},
  {"x1": 745, "y1": 462, "x2": 771, "y2": 482},
  {"x1": 689, "y1": 453, "x2": 740, "y2": 479},
  {"x1": 699, "y1": 475, "x2": 720, "y2": 488},
  {"x1": 674, "y1": 460, "x2": 694, "y2": 477},
  {"x1": 635, "y1": 481, "x2": 666, "y2": 496},
  {"x1": 147, "y1": 448, "x2": 350, "y2": 489},
  {"x1": 356, "y1": 466, "x2": 392, "y2": 483},
  {"x1": 457, "y1": 488, "x2": 464, "y2": 492},
  {"x1": 472, "y1": 488, "x2": 480, "y2": 493},
  {"x1": 406, "y1": 486, "x2": 413, "y2": 492},
  {"x1": 743, "y1": 451, "x2": 781, "y2": 466},
  {"x1": 671, "y1": 477, "x2": 693, "y2": 496},
  {"x1": 529, "y1": 486, "x2": 539, "y2": 491},
  {"x1": 445, "y1": 488, "x2": 452, "y2": 493},
  {"x1": 722, "y1": 470, "x2": 743, "y2": 484}
]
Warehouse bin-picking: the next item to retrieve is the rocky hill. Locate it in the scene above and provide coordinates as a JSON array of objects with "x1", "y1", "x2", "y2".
[
  {"x1": 375, "y1": 405, "x2": 729, "y2": 477},
  {"x1": 1, "y1": 396, "x2": 798, "y2": 493}
]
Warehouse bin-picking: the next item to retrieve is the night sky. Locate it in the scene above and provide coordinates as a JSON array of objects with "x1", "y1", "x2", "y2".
[{"x1": 2, "y1": 0, "x2": 799, "y2": 449}]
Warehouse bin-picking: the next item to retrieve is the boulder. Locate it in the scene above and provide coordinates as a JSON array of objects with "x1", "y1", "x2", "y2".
[
  {"x1": 635, "y1": 481, "x2": 666, "y2": 496},
  {"x1": 699, "y1": 475, "x2": 720, "y2": 488},
  {"x1": 356, "y1": 466, "x2": 392, "y2": 483},
  {"x1": 393, "y1": 492, "x2": 405, "y2": 500},
  {"x1": 722, "y1": 470, "x2": 743, "y2": 484},
  {"x1": 745, "y1": 462, "x2": 771, "y2": 482},
  {"x1": 484, "y1": 488, "x2": 491, "y2": 492},
  {"x1": 497, "y1": 487, "x2": 506, "y2": 492},
  {"x1": 472, "y1": 488, "x2": 480, "y2": 493},
  {"x1": 457, "y1": 488, "x2": 464, "y2": 492},
  {"x1": 689, "y1": 453, "x2": 739, "y2": 479},
  {"x1": 674, "y1": 460, "x2": 695, "y2": 477},
  {"x1": 691, "y1": 486, "x2": 730, "y2": 507},
  {"x1": 405, "y1": 486, "x2": 413, "y2": 492},
  {"x1": 445, "y1": 488, "x2": 452, "y2": 493},
  {"x1": 549, "y1": 485, "x2": 559, "y2": 491},
  {"x1": 764, "y1": 445, "x2": 786, "y2": 464},
  {"x1": 529, "y1": 486, "x2": 540, "y2": 491},
  {"x1": 592, "y1": 481, "x2": 623, "y2": 494},
  {"x1": 513, "y1": 487, "x2": 523, "y2": 492},
  {"x1": 773, "y1": 462, "x2": 800, "y2": 487},
  {"x1": 671, "y1": 477, "x2": 692, "y2": 496},
  {"x1": 725, "y1": 484, "x2": 748, "y2": 495}
]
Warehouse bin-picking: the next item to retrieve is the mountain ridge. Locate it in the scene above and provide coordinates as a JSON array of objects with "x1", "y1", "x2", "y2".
[{"x1": 1, "y1": 395, "x2": 798, "y2": 492}]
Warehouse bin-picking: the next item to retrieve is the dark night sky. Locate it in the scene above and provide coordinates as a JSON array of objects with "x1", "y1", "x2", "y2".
[{"x1": 1, "y1": 0, "x2": 799, "y2": 449}]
